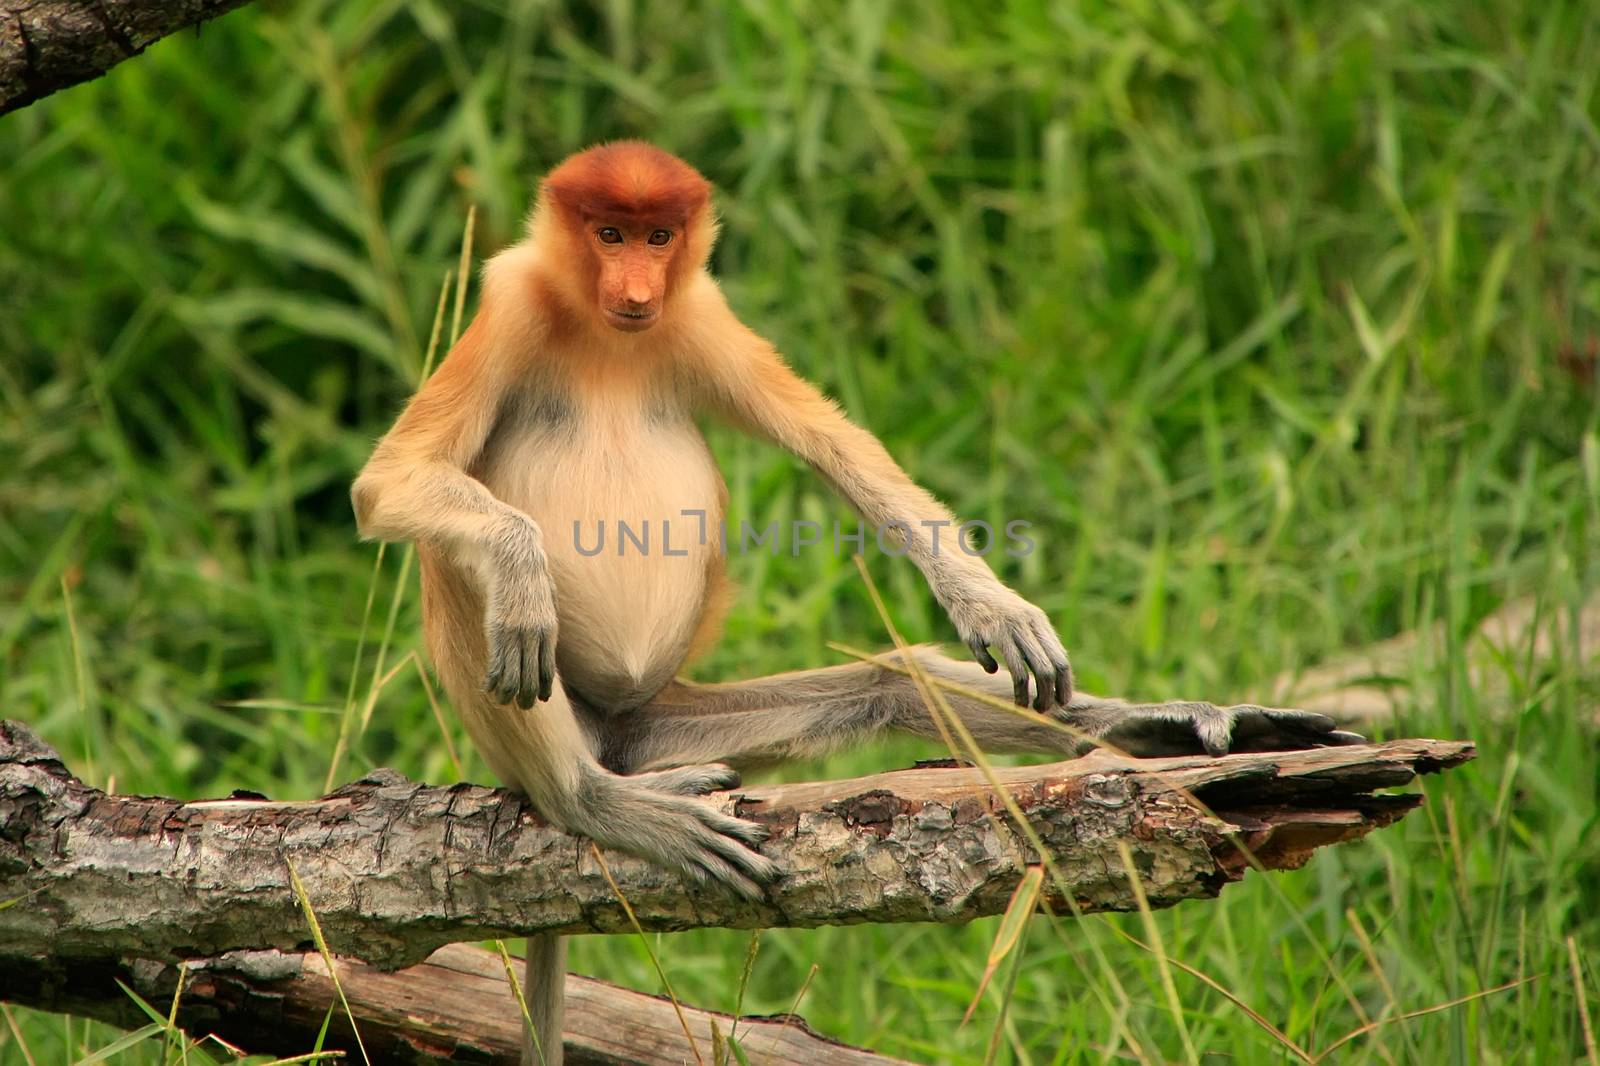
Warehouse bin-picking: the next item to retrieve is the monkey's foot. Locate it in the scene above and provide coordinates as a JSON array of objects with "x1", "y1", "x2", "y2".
[
  {"x1": 574, "y1": 769, "x2": 776, "y2": 899},
  {"x1": 1063, "y1": 702, "x2": 1365, "y2": 758}
]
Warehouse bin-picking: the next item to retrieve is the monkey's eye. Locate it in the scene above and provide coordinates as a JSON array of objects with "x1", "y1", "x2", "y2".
[
  {"x1": 647, "y1": 229, "x2": 673, "y2": 246},
  {"x1": 597, "y1": 227, "x2": 623, "y2": 245}
]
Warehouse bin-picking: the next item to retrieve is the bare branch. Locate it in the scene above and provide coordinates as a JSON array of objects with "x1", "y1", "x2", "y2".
[
  {"x1": 0, "y1": 942, "x2": 908, "y2": 1065},
  {"x1": 0, "y1": 0, "x2": 255, "y2": 116}
]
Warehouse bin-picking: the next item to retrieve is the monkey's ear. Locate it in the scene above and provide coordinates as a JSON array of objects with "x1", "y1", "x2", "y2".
[{"x1": 684, "y1": 207, "x2": 721, "y2": 266}]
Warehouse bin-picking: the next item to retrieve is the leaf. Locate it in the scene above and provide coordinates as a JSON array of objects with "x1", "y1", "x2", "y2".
[
  {"x1": 70, "y1": 1022, "x2": 165, "y2": 1064},
  {"x1": 176, "y1": 290, "x2": 395, "y2": 362},
  {"x1": 184, "y1": 191, "x2": 383, "y2": 307},
  {"x1": 962, "y1": 864, "x2": 1043, "y2": 1025}
]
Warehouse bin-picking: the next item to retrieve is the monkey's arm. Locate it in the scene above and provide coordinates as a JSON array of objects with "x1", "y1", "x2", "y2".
[
  {"x1": 685, "y1": 287, "x2": 1070, "y2": 710},
  {"x1": 351, "y1": 311, "x2": 557, "y2": 708}
]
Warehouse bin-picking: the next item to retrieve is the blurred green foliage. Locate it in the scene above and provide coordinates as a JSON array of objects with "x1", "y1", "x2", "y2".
[{"x1": 1, "y1": 0, "x2": 1597, "y2": 1062}]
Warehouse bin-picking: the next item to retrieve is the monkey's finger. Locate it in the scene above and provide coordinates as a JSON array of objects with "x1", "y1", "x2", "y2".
[
  {"x1": 703, "y1": 846, "x2": 776, "y2": 894},
  {"x1": 1195, "y1": 716, "x2": 1233, "y2": 757},
  {"x1": 694, "y1": 826, "x2": 774, "y2": 878},
  {"x1": 999, "y1": 644, "x2": 1030, "y2": 707},
  {"x1": 693, "y1": 806, "x2": 771, "y2": 852},
  {"x1": 1053, "y1": 652, "x2": 1073, "y2": 706},
  {"x1": 1029, "y1": 624, "x2": 1073, "y2": 706},
  {"x1": 1260, "y1": 709, "x2": 1366, "y2": 748},
  {"x1": 1026, "y1": 627, "x2": 1064, "y2": 711},
  {"x1": 481, "y1": 641, "x2": 499, "y2": 690},
  {"x1": 1013, "y1": 628, "x2": 1055, "y2": 712},
  {"x1": 1258, "y1": 707, "x2": 1337, "y2": 733},
  {"x1": 482, "y1": 632, "x2": 509, "y2": 700},
  {"x1": 1246, "y1": 709, "x2": 1326, "y2": 747},
  {"x1": 516, "y1": 634, "x2": 538, "y2": 709},
  {"x1": 537, "y1": 631, "x2": 557, "y2": 703},
  {"x1": 684, "y1": 816, "x2": 777, "y2": 893},
  {"x1": 685, "y1": 854, "x2": 766, "y2": 901},
  {"x1": 966, "y1": 639, "x2": 1000, "y2": 674},
  {"x1": 493, "y1": 635, "x2": 522, "y2": 706},
  {"x1": 637, "y1": 763, "x2": 743, "y2": 796}
]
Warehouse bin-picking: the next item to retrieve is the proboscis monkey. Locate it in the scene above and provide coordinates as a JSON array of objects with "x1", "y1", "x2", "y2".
[{"x1": 351, "y1": 142, "x2": 1362, "y2": 1064}]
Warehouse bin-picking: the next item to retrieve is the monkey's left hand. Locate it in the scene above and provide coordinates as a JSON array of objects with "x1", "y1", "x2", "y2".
[{"x1": 942, "y1": 584, "x2": 1072, "y2": 711}]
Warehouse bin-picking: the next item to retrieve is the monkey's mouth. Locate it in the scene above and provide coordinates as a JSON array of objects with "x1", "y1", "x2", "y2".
[{"x1": 604, "y1": 307, "x2": 660, "y2": 331}]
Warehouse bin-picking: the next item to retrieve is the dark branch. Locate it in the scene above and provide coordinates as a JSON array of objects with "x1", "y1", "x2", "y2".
[{"x1": 0, "y1": 0, "x2": 256, "y2": 116}]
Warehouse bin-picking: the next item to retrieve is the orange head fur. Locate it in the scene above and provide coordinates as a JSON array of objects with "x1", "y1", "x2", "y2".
[{"x1": 536, "y1": 142, "x2": 717, "y2": 334}]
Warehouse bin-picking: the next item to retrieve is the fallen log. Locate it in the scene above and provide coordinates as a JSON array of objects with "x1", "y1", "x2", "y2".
[
  {"x1": 1, "y1": 942, "x2": 908, "y2": 1065},
  {"x1": 0, "y1": 719, "x2": 1473, "y2": 969}
]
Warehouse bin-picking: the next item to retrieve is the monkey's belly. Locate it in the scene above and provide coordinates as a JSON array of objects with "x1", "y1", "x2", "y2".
[{"x1": 480, "y1": 418, "x2": 723, "y2": 710}]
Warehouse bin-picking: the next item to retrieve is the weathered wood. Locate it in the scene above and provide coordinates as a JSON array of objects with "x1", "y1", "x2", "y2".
[
  {"x1": 0, "y1": 0, "x2": 255, "y2": 116},
  {"x1": 0, "y1": 720, "x2": 1474, "y2": 971},
  {"x1": 1, "y1": 943, "x2": 908, "y2": 1065}
]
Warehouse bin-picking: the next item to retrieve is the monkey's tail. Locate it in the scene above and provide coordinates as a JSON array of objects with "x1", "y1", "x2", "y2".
[{"x1": 521, "y1": 932, "x2": 566, "y2": 1066}]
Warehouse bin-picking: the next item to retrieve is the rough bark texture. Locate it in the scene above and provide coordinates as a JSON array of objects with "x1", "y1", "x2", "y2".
[
  {"x1": 0, "y1": 942, "x2": 908, "y2": 1065},
  {"x1": 0, "y1": 0, "x2": 255, "y2": 115},
  {"x1": 0, "y1": 719, "x2": 1474, "y2": 971}
]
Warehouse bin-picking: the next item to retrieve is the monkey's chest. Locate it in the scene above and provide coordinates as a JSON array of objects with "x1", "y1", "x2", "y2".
[{"x1": 476, "y1": 410, "x2": 724, "y2": 708}]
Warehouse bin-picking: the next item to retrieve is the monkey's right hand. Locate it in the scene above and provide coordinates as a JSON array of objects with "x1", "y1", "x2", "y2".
[{"x1": 482, "y1": 539, "x2": 560, "y2": 708}]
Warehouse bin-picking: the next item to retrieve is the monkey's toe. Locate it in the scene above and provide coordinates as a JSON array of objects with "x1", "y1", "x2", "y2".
[
  {"x1": 636, "y1": 763, "x2": 743, "y2": 796},
  {"x1": 1229, "y1": 707, "x2": 1368, "y2": 753}
]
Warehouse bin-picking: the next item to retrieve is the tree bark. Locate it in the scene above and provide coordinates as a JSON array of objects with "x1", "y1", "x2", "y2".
[
  {"x1": 0, "y1": 0, "x2": 255, "y2": 116},
  {"x1": 1, "y1": 942, "x2": 910, "y2": 1065},
  {"x1": 0, "y1": 720, "x2": 1473, "y2": 970}
]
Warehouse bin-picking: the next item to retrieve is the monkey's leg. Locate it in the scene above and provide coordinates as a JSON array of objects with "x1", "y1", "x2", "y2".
[
  {"x1": 611, "y1": 646, "x2": 1361, "y2": 772},
  {"x1": 608, "y1": 647, "x2": 1058, "y2": 771},
  {"x1": 452, "y1": 680, "x2": 775, "y2": 1066},
  {"x1": 454, "y1": 679, "x2": 775, "y2": 894}
]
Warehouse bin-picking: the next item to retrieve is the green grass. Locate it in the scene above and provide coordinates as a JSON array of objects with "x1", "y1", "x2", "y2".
[{"x1": 2, "y1": 0, "x2": 1598, "y2": 1061}]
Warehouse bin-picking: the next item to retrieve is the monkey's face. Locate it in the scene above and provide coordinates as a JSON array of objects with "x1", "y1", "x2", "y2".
[{"x1": 590, "y1": 223, "x2": 678, "y2": 333}]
